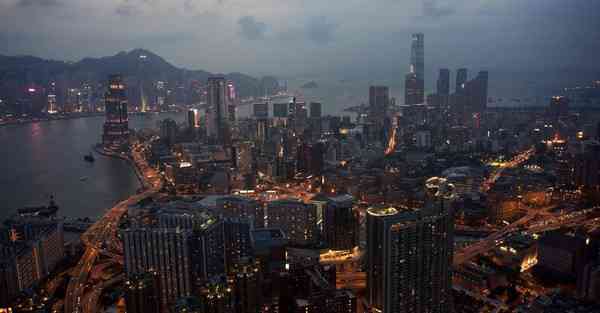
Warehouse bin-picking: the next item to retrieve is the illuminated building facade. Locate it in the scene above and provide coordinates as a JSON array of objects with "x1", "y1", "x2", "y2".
[
  {"x1": 266, "y1": 199, "x2": 317, "y2": 246},
  {"x1": 188, "y1": 108, "x2": 201, "y2": 129},
  {"x1": 102, "y1": 74, "x2": 129, "y2": 148},
  {"x1": 216, "y1": 196, "x2": 264, "y2": 228},
  {"x1": 122, "y1": 228, "x2": 193, "y2": 308},
  {"x1": 125, "y1": 272, "x2": 161, "y2": 313},
  {"x1": 367, "y1": 204, "x2": 453, "y2": 313}
]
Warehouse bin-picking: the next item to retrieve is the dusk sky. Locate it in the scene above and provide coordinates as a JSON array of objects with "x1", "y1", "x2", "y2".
[{"x1": 1, "y1": 0, "x2": 599, "y2": 78}]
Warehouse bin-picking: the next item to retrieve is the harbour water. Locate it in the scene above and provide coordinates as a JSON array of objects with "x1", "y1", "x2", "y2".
[{"x1": 0, "y1": 112, "x2": 185, "y2": 220}]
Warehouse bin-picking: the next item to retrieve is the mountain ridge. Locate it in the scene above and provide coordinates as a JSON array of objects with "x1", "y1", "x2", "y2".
[{"x1": 0, "y1": 49, "x2": 279, "y2": 99}]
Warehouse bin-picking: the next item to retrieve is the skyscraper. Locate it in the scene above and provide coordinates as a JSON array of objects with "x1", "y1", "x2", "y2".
[
  {"x1": 367, "y1": 203, "x2": 454, "y2": 313},
  {"x1": 122, "y1": 228, "x2": 193, "y2": 309},
  {"x1": 309, "y1": 102, "x2": 322, "y2": 119},
  {"x1": 404, "y1": 72, "x2": 422, "y2": 105},
  {"x1": 455, "y1": 68, "x2": 468, "y2": 94},
  {"x1": 125, "y1": 272, "x2": 161, "y2": 313},
  {"x1": 437, "y1": 69, "x2": 450, "y2": 96},
  {"x1": 102, "y1": 75, "x2": 129, "y2": 148},
  {"x1": 188, "y1": 108, "x2": 201, "y2": 129},
  {"x1": 266, "y1": 199, "x2": 317, "y2": 246},
  {"x1": 323, "y1": 194, "x2": 358, "y2": 251},
  {"x1": 207, "y1": 77, "x2": 230, "y2": 145},
  {"x1": 369, "y1": 86, "x2": 390, "y2": 117},
  {"x1": 407, "y1": 33, "x2": 425, "y2": 104}
]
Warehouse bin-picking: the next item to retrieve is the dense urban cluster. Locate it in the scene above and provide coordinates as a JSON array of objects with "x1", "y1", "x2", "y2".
[{"x1": 2, "y1": 34, "x2": 600, "y2": 313}]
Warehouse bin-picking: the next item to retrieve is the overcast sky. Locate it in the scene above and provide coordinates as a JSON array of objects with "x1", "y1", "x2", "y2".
[{"x1": 0, "y1": 0, "x2": 599, "y2": 78}]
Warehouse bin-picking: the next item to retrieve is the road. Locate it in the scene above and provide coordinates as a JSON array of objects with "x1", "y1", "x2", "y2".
[
  {"x1": 481, "y1": 147, "x2": 535, "y2": 192},
  {"x1": 452, "y1": 204, "x2": 600, "y2": 266},
  {"x1": 65, "y1": 143, "x2": 161, "y2": 313}
]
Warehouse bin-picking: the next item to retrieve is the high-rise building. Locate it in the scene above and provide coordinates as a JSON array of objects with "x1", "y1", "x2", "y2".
[
  {"x1": 160, "y1": 118, "x2": 178, "y2": 147},
  {"x1": 122, "y1": 228, "x2": 193, "y2": 308},
  {"x1": 207, "y1": 77, "x2": 230, "y2": 145},
  {"x1": 188, "y1": 109, "x2": 201, "y2": 129},
  {"x1": 189, "y1": 219, "x2": 226, "y2": 285},
  {"x1": 455, "y1": 68, "x2": 468, "y2": 94},
  {"x1": 405, "y1": 72, "x2": 423, "y2": 105},
  {"x1": 229, "y1": 259, "x2": 262, "y2": 313},
  {"x1": 266, "y1": 199, "x2": 317, "y2": 246},
  {"x1": 407, "y1": 33, "x2": 425, "y2": 104},
  {"x1": 574, "y1": 140, "x2": 600, "y2": 188},
  {"x1": 323, "y1": 194, "x2": 358, "y2": 251},
  {"x1": 367, "y1": 203, "x2": 454, "y2": 313},
  {"x1": 227, "y1": 80, "x2": 237, "y2": 123},
  {"x1": 437, "y1": 69, "x2": 450, "y2": 96},
  {"x1": 309, "y1": 102, "x2": 322, "y2": 119},
  {"x1": 253, "y1": 102, "x2": 269, "y2": 119},
  {"x1": 369, "y1": 86, "x2": 390, "y2": 117},
  {"x1": 216, "y1": 196, "x2": 264, "y2": 228},
  {"x1": 273, "y1": 102, "x2": 289, "y2": 118},
  {"x1": 0, "y1": 247, "x2": 19, "y2": 308},
  {"x1": 223, "y1": 218, "x2": 253, "y2": 273},
  {"x1": 102, "y1": 75, "x2": 129, "y2": 148},
  {"x1": 125, "y1": 272, "x2": 161, "y2": 313}
]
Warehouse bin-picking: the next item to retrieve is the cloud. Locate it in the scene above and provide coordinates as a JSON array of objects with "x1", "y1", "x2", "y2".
[
  {"x1": 115, "y1": 1, "x2": 141, "y2": 16},
  {"x1": 306, "y1": 16, "x2": 336, "y2": 45},
  {"x1": 422, "y1": 0, "x2": 455, "y2": 18},
  {"x1": 238, "y1": 16, "x2": 267, "y2": 40},
  {"x1": 17, "y1": 0, "x2": 61, "y2": 7}
]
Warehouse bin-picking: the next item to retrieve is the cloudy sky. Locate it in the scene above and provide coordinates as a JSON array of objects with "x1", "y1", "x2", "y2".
[{"x1": 0, "y1": 0, "x2": 599, "y2": 78}]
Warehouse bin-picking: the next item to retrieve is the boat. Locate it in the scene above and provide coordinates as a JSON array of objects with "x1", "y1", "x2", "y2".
[
  {"x1": 80, "y1": 176, "x2": 88, "y2": 181},
  {"x1": 84, "y1": 152, "x2": 95, "y2": 162}
]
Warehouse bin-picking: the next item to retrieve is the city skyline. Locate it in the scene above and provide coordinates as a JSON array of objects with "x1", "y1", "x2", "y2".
[{"x1": 1, "y1": 2, "x2": 600, "y2": 313}]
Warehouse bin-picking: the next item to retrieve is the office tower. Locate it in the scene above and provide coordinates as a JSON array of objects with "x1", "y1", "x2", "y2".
[
  {"x1": 369, "y1": 86, "x2": 390, "y2": 116},
  {"x1": 323, "y1": 194, "x2": 358, "y2": 251},
  {"x1": 122, "y1": 228, "x2": 193, "y2": 308},
  {"x1": 207, "y1": 77, "x2": 230, "y2": 145},
  {"x1": 160, "y1": 118, "x2": 178, "y2": 147},
  {"x1": 297, "y1": 143, "x2": 325, "y2": 176},
  {"x1": 46, "y1": 82, "x2": 58, "y2": 114},
  {"x1": 227, "y1": 80, "x2": 237, "y2": 122},
  {"x1": 188, "y1": 109, "x2": 201, "y2": 129},
  {"x1": 266, "y1": 199, "x2": 317, "y2": 246},
  {"x1": 102, "y1": 74, "x2": 129, "y2": 148},
  {"x1": 187, "y1": 219, "x2": 226, "y2": 285},
  {"x1": 455, "y1": 68, "x2": 468, "y2": 94},
  {"x1": 309, "y1": 102, "x2": 322, "y2": 119},
  {"x1": 125, "y1": 272, "x2": 161, "y2": 313},
  {"x1": 230, "y1": 259, "x2": 262, "y2": 313},
  {"x1": 223, "y1": 218, "x2": 253, "y2": 273},
  {"x1": 367, "y1": 204, "x2": 454, "y2": 313},
  {"x1": 404, "y1": 72, "x2": 422, "y2": 105},
  {"x1": 437, "y1": 69, "x2": 450, "y2": 96},
  {"x1": 408, "y1": 33, "x2": 425, "y2": 104},
  {"x1": 547, "y1": 96, "x2": 569, "y2": 122},
  {"x1": 216, "y1": 196, "x2": 264, "y2": 228},
  {"x1": 273, "y1": 102, "x2": 289, "y2": 118},
  {"x1": 574, "y1": 140, "x2": 600, "y2": 188},
  {"x1": 253, "y1": 102, "x2": 269, "y2": 118},
  {"x1": 472, "y1": 70, "x2": 488, "y2": 113}
]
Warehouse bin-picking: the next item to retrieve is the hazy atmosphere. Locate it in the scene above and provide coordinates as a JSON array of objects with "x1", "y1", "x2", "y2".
[{"x1": 1, "y1": 0, "x2": 599, "y2": 78}]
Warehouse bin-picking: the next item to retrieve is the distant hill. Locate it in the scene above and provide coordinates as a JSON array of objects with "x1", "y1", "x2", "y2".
[{"x1": 0, "y1": 49, "x2": 278, "y2": 99}]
